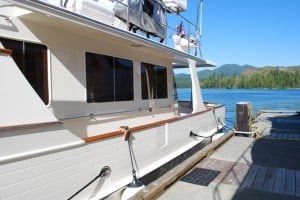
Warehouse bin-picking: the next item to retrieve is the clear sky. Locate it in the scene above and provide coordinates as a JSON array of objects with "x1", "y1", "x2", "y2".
[{"x1": 168, "y1": 0, "x2": 300, "y2": 68}]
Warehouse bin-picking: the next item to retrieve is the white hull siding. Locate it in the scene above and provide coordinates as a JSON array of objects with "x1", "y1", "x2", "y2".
[
  {"x1": 0, "y1": 1, "x2": 224, "y2": 199},
  {"x1": 0, "y1": 107, "x2": 224, "y2": 200}
]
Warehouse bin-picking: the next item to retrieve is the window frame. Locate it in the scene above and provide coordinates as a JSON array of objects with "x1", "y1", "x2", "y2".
[
  {"x1": 141, "y1": 62, "x2": 168, "y2": 100},
  {"x1": 0, "y1": 37, "x2": 49, "y2": 105},
  {"x1": 85, "y1": 52, "x2": 134, "y2": 103}
]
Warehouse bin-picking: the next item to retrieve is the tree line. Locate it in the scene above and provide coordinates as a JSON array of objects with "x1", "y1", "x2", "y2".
[{"x1": 175, "y1": 67, "x2": 300, "y2": 89}]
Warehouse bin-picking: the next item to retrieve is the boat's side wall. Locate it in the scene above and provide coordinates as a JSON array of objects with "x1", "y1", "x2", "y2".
[
  {"x1": 23, "y1": 16, "x2": 174, "y2": 119},
  {"x1": 0, "y1": 44, "x2": 58, "y2": 127},
  {"x1": 0, "y1": 4, "x2": 225, "y2": 200},
  {"x1": 0, "y1": 106, "x2": 223, "y2": 200}
]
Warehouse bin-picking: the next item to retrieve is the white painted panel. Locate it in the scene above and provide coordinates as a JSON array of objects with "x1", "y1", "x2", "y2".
[
  {"x1": 0, "y1": 135, "x2": 130, "y2": 199},
  {"x1": 155, "y1": 124, "x2": 167, "y2": 149},
  {"x1": 0, "y1": 125, "x2": 84, "y2": 163},
  {"x1": 0, "y1": 107, "x2": 225, "y2": 200},
  {"x1": 162, "y1": 0, "x2": 187, "y2": 11},
  {"x1": 0, "y1": 52, "x2": 57, "y2": 127}
]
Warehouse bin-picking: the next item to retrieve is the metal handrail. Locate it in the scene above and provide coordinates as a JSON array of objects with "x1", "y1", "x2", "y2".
[{"x1": 59, "y1": 0, "x2": 201, "y2": 56}]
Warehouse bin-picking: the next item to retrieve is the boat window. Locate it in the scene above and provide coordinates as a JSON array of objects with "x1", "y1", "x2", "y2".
[
  {"x1": 141, "y1": 63, "x2": 167, "y2": 99},
  {"x1": 86, "y1": 52, "x2": 133, "y2": 103},
  {"x1": 0, "y1": 37, "x2": 48, "y2": 104}
]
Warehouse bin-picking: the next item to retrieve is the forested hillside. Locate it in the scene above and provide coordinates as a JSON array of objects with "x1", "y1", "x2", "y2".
[
  {"x1": 198, "y1": 64, "x2": 254, "y2": 79},
  {"x1": 175, "y1": 65, "x2": 300, "y2": 89}
]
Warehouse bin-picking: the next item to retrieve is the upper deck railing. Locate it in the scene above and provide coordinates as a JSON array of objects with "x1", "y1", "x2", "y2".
[{"x1": 36, "y1": 0, "x2": 202, "y2": 57}]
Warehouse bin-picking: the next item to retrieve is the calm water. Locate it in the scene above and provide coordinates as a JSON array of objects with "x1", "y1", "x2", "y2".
[{"x1": 177, "y1": 89, "x2": 300, "y2": 128}]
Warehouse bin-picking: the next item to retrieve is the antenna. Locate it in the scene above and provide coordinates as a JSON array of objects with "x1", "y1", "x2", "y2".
[{"x1": 195, "y1": 0, "x2": 203, "y2": 57}]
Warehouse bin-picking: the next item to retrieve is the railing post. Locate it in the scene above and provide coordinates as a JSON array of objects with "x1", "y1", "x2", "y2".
[
  {"x1": 164, "y1": 6, "x2": 167, "y2": 45},
  {"x1": 187, "y1": 22, "x2": 190, "y2": 53},
  {"x1": 127, "y1": 0, "x2": 130, "y2": 31}
]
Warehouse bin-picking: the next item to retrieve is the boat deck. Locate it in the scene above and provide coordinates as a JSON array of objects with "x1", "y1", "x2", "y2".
[{"x1": 132, "y1": 110, "x2": 300, "y2": 200}]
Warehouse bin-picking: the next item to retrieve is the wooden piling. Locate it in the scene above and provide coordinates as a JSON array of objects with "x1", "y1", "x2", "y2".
[{"x1": 236, "y1": 102, "x2": 252, "y2": 132}]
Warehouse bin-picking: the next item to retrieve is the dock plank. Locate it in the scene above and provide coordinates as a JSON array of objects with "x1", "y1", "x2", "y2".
[
  {"x1": 154, "y1": 111, "x2": 300, "y2": 200},
  {"x1": 284, "y1": 169, "x2": 296, "y2": 196},
  {"x1": 252, "y1": 165, "x2": 268, "y2": 190},
  {"x1": 222, "y1": 162, "x2": 249, "y2": 186},
  {"x1": 241, "y1": 164, "x2": 259, "y2": 188},
  {"x1": 296, "y1": 170, "x2": 300, "y2": 197},
  {"x1": 262, "y1": 167, "x2": 276, "y2": 192},
  {"x1": 282, "y1": 133, "x2": 288, "y2": 140},
  {"x1": 288, "y1": 134, "x2": 294, "y2": 140},
  {"x1": 197, "y1": 157, "x2": 216, "y2": 168},
  {"x1": 270, "y1": 132, "x2": 277, "y2": 138},
  {"x1": 273, "y1": 168, "x2": 285, "y2": 194}
]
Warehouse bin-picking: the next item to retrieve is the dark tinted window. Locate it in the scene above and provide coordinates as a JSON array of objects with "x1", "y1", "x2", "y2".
[
  {"x1": 141, "y1": 63, "x2": 167, "y2": 99},
  {"x1": 114, "y1": 58, "x2": 134, "y2": 101},
  {"x1": 86, "y1": 52, "x2": 133, "y2": 102},
  {"x1": 0, "y1": 37, "x2": 48, "y2": 104}
]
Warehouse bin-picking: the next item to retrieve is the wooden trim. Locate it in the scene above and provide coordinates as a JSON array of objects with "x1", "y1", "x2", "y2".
[
  {"x1": 83, "y1": 108, "x2": 213, "y2": 143},
  {"x1": 0, "y1": 48, "x2": 13, "y2": 55},
  {"x1": 83, "y1": 131, "x2": 122, "y2": 143},
  {"x1": 0, "y1": 121, "x2": 63, "y2": 131}
]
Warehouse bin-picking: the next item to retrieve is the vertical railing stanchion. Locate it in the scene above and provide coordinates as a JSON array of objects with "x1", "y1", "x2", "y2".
[
  {"x1": 164, "y1": 7, "x2": 167, "y2": 45},
  {"x1": 187, "y1": 22, "x2": 190, "y2": 54},
  {"x1": 127, "y1": 0, "x2": 130, "y2": 31},
  {"x1": 198, "y1": 0, "x2": 203, "y2": 58}
]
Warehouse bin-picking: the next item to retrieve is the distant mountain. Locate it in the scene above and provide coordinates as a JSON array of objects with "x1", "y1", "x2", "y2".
[
  {"x1": 175, "y1": 73, "x2": 190, "y2": 78},
  {"x1": 174, "y1": 64, "x2": 255, "y2": 79},
  {"x1": 200, "y1": 65, "x2": 300, "y2": 89},
  {"x1": 242, "y1": 66, "x2": 300, "y2": 76},
  {"x1": 174, "y1": 65, "x2": 300, "y2": 88},
  {"x1": 197, "y1": 64, "x2": 255, "y2": 79}
]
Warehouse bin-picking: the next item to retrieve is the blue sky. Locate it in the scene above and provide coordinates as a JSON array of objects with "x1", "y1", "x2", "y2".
[{"x1": 167, "y1": 0, "x2": 300, "y2": 68}]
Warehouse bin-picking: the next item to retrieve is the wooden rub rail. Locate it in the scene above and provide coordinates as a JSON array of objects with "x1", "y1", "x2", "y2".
[
  {"x1": 83, "y1": 108, "x2": 217, "y2": 143},
  {"x1": 0, "y1": 48, "x2": 13, "y2": 55}
]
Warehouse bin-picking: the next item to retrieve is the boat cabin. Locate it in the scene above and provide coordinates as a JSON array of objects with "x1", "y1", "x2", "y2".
[{"x1": 0, "y1": 1, "x2": 224, "y2": 200}]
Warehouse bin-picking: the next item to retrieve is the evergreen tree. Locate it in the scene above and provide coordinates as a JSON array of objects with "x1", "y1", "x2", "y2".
[{"x1": 174, "y1": 66, "x2": 300, "y2": 89}]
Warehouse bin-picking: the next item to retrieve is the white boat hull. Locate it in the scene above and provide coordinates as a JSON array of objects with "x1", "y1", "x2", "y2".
[
  {"x1": 0, "y1": 1, "x2": 224, "y2": 199},
  {"x1": 0, "y1": 106, "x2": 224, "y2": 200}
]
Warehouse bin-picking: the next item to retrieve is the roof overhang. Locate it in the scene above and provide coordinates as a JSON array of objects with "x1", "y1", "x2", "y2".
[
  {"x1": 172, "y1": 58, "x2": 216, "y2": 68},
  {"x1": 9, "y1": 0, "x2": 216, "y2": 68}
]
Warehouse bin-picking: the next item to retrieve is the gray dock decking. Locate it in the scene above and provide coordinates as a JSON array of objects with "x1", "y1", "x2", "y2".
[{"x1": 132, "y1": 110, "x2": 300, "y2": 200}]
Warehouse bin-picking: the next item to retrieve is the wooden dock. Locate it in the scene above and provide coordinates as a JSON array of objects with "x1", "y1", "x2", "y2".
[{"x1": 131, "y1": 110, "x2": 300, "y2": 200}]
